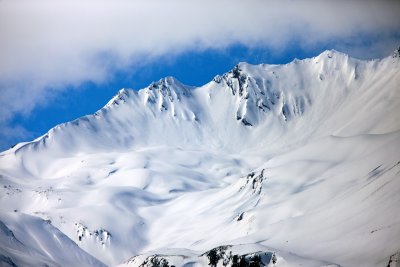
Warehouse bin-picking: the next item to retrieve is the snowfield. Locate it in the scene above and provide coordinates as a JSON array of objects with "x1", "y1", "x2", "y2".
[{"x1": 1, "y1": 50, "x2": 399, "y2": 267}]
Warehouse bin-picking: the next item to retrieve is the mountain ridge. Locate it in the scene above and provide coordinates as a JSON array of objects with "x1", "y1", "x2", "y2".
[{"x1": 9, "y1": 49, "x2": 398, "y2": 156}]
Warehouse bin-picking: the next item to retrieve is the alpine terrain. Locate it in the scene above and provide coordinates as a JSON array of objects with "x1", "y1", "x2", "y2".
[{"x1": 1, "y1": 49, "x2": 400, "y2": 267}]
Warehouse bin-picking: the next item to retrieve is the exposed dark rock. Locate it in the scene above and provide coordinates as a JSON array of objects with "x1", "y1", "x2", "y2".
[
  {"x1": 139, "y1": 255, "x2": 170, "y2": 267},
  {"x1": 223, "y1": 65, "x2": 249, "y2": 97},
  {"x1": 241, "y1": 119, "x2": 253, "y2": 127},
  {"x1": 75, "y1": 222, "x2": 111, "y2": 245},
  {"x1": 202, "y1": 245, "x2": 232, "y2": 267},
  {"x1": 393, "y1": 47, "x2": 400, "y2": 59},
  {"x1": 386, "y1": 252, "x2": 400, "y2": 267},
  {"x1": 240, "y1": 169, "x2": 266, "y2": 195},
  {"x1": 237, "y1": 212, "x2": 244, "y2": 221}
]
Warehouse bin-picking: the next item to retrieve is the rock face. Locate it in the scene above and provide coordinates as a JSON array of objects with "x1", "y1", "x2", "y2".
[
  {"x1": 387, "y1": 253, "x2": 400, "y2": 267},
  {"x1": 0, "y1": 50, "x2": 400, "y2": 267},
  {"x1": 125, "y1": 245, "x2": 283, "y2": 267}
]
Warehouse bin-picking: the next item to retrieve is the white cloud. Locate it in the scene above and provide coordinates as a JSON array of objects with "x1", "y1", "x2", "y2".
[{"x1": 0, "y1": 0, "x2": 399, "y2": 147}]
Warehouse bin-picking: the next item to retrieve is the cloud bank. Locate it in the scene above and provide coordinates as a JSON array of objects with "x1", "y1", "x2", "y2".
[{"x1": 1, "y1": 0, "x2": 400, "y2": 147}]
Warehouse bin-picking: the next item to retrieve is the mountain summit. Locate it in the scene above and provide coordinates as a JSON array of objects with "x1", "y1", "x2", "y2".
[{"x1": 1, "y1": 50, "x2": 399, "y2": 267}]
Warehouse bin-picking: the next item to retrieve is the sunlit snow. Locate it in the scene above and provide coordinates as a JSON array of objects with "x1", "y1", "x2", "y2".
[{"x1": 1, "y1": 50, "x2": 399, "y2": 267}]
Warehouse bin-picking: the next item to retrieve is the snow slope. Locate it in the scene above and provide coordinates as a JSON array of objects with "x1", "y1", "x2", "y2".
[{"x1": 0, "y1": 50, "x2": 399, "y2": 267}]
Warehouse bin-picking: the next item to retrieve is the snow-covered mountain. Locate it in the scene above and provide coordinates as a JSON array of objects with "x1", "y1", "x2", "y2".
[{"x1": 1, "y1": 50, "x2": 399, "y2": 267}]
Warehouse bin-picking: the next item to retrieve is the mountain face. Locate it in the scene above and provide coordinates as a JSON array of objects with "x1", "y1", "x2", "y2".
[{"x1": 0, "y1": 50, "x2": 400, "y2": 267}]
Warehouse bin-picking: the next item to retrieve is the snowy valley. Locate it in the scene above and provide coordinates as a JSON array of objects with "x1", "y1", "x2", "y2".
[{"x1": 0, "y1": 50, "x2": 400, "y2": 267}]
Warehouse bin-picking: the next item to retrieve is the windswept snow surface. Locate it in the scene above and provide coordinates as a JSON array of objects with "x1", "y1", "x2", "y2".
[{"x1": 1, "y1": 50, "x2": 399, "y2": 267}]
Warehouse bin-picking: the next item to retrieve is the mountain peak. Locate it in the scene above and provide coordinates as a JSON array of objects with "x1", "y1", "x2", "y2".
[
  {"x1": 142, "y1": 76, "x2": 192, "y2": 113},
  {"x1": 147, "y1": 76, "x2": 191, "y2": 96},
  {"x1": 317, "y1": 49, "x2": 348, "y2": 60},
  {"x1": 212, "y1": 64, "x2": 250, "y2": 97},
  {"x1": 104, "y1": 88, "x2": 132, "y2": 108}
]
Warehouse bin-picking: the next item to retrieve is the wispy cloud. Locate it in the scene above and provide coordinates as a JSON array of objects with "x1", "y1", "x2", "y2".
[{"x1": 1, "y1": 0, "x2": 399, "y2": 148}]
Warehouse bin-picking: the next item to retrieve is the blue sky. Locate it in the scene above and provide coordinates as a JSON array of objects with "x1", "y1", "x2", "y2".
[{"x1": 1, "y1": 0, "x2": 400, "y2": 151}]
